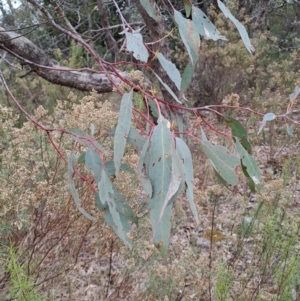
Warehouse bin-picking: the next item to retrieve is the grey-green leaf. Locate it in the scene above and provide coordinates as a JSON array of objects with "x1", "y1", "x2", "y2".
[
  {"x1": 159, "y1": 137, "x2": 182, "y2": 223},
  {"x1": 113, "y1": 187, "x2": 138, "y2": 224},
  {"x1": 154, "y1": 73, "x2": 182, "y2": 104},
  {"x1": 128, "y1": 128, "x2": 147, "y2": 150},
  {"x1": 289, "y1": 86, "x2": 300, "y2": 101},
  {"x1": 148, "y1": 97, "x2": 159, "y2": 119},
  {"x1": 103, "y1": 209, "x2": 132, "y2": 243},
  {"x1": 124, "y1": 32, "x2": 149, "y2": 63},
  {"x1": 68, "y1": 153, "x2": 96, "y2": 221},
  {"x1": 94, "y1": 192, "x2": 107, "y2": 211},
  {"x1": 181, "y1": 62, "x2": 194, "y2": 91},
  {"x1": 175, "y1": 137, "x2": 199, "y2": 224},
  {"x1": 95, "y1": 188, "x2": 138, "y2": 224},
  {"x1": 138, "y1": 137, "x2": 152, "y2": 197},
  {"x1": 263, "y1": 112, "x2": 276, "y2": 122},
  {"x1": 98, "y1": 169, "x2": 132, "y2": 247},
  {"x1": 114, "y1": 89, "x2": 133, "y2": 177},
  {"x1": 182, "y1": 0, "x2": 191, "y2": 18},
  {"x1": 192, "y1": 6, "x2": 226, "y2": 41},
  {"x1": 201, "y1": 140, "x2": 240, "y2": 186},
  {"x1": 217, "y1": 0, "x2": 254, "y2": 54},
  {"x1": 174, "y1": 10, "x2": 200, "y2": 65},
  {"x1": 77, "y1": 152, "x2": 86, "y2": 164},
  {"x1": 157, "y1": 52, "x2": 181, "y2": 90},
  {"x1": 258, "y1": 112, "x2": 276, "y2": 134},
  {"x1": 85, "y1": 147, "x2": 102, "y2": 183},
  {"x1": 235, "y1": 138, "x2": 261, "y2": 191},
  {"x1": 139, "y1": 0, "x2": 159, "y2": 21},
  {"x1": 148, "y1": 116, "x2": 173, "y2": 255}
]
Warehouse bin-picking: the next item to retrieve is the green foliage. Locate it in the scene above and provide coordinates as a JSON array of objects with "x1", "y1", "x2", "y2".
[
  {"x1": 174, "y1": 9, "x2": 200, "y2": 65},
  {"x1": 68, "y1": 40, "x2": 86, "y2": 68},
  {"x1": 217, "y1": 0, "x2": 254, "y2": 54},
  {"x1": 201, "y1": 128, "x2": 240, "y2": 186},
  {"x1": 114, "y1": 90, "x2": 133, "y2": 176},
  {"x1": 59, "y1": 1, "x2": 263, "y2": 254},
  {"x1": 154, "y1": 72, "x2": 182, "y2": 103},
  {"x1": 192, "y1": 6, "x2": 226, "y2": 41},
  {"x1": 235, "y1": 139, "x2": 261, "y2": 192},
  {"x1": 215, "y1": 261, "x2": 232, "y2": 301},
  {"x1": 123, "y1": 32, "x2": 149, "y2": 63},
  {"x1": 7, "y1": 245, "x2": 43, "y2": 301},
  {"x1": 242, "y1": 201, "x2": 300, "y2": 300},
  {"x1": 157, "y1": 52, "x2": 181, "y2": 90}
]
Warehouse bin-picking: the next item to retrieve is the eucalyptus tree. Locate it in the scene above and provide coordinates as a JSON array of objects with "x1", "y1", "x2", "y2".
[{"x1": 0, "y1": 0, "x2": 276, "y2": 254}]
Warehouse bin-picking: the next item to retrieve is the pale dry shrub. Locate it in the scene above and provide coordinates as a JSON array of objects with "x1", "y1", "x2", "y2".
[{"x1": 0, "y1": 91, "x2": 144, "y2": 299}]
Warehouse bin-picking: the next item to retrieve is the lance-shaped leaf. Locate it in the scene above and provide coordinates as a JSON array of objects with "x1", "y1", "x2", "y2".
[
  {"x1": 217, "y1": 0, "x2": 254, "y2": 54},
  {"x1": 148, "y1": 97, "x2": 159, "y2": 119},
  {"x1": 289, "y1": 86, "x2": 300, "y2": 101},
  {"x1": 138, "y1": 137, "x2": 152, "y2": 198},
  {"x1": 103, "y1": 209, "x2": 132, "y2": 242},
  {"x1": 140, "y1": 0, "x2": 159, "y2": 21},
  {"x1": 241, "y1": 164, "x2": 256, "y2": 193},
  {"x1": 224, "y1": 115, "x2": 252, "y2": 154},
  {"x1": 95, "y1": 188, "x2": 138, "y2": 224},
  {"x1": 95, "y1": 192, "x2": 107, "y2": 211},
  {"x1": 127, "y1": 128, "x2": 147, "y2": 150},
  {"x1": 78, "y1": 152, "x2": 86, "y2": 164},
  {"x1": 174, "y1": 10, "x2": 200, "y2": 65},
  {"x1": 148, "y1": 116, "x2": 173, "y2": 255},
  {"x1": 201, "y1": 128, "x2": 239, "y2": 186},
  {"x1": 214, "y1": 168, "x2": 230, "y2": 188},
  {"x1": 181, "y1": 62, "x2": 194, "y2": 91},
  {"x1": 157, "y1": 52, "x2": 181, "y2": 90},
  {"x1": 85, "y1": 147, "x2": 102, "y2": 182},
  {"x1": 192, "y1": 6, "x2": 226, "y2": 41},
  {"x1": 258, "y1": 112, "x2": 276, "y2": 134},
  {"x1": 183, "y1": 0, "x2": 191, "y2": 18},
  {"x1": 114, "y1": 89, "x2": 133, "y2": 176},
  {"x1": 175, "y1": 137, "x2": 199, "y2": 224},
  {"x1": 124, "y1": 32, "x2": 149, "y2": 63},
  {"x1": 235, "y1": 138, "x2": 262, "y2": 192},
  {"x1": 95, "y1": 192, "x2": 133, "y2": 240},
  {"x1": 98, "y1": 169, "x2": 132, "y2": 247},
  {"x1": 159, "y1": 137, "x2": 183, "y2": 224},
  {"x1": 68, "y1": 153, "x2": 96, "y2": 221},
  {"x1": 113, "y1": 187, "x2": 138, "y2": 224},
  {"x1": 224, "y1": 115, "x2": 247, "y2": 137},
  {"x1": 154, "y1": 73, "x2": 182, "y2": 104}
]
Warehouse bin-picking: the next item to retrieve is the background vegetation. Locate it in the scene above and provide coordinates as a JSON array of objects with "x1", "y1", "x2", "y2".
[{"x1": 1, "y1": 0, "x2": 300, "y2": 300}]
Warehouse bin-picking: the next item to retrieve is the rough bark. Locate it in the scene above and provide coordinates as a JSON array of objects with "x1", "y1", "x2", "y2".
[{"x1": 0, "y1": 27, "x2": 124, "y2": 93}]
